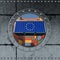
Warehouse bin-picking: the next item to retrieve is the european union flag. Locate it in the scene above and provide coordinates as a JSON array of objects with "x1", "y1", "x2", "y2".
[{"x1": 14, "y1": 21, "x2": 46, "y2": 35}]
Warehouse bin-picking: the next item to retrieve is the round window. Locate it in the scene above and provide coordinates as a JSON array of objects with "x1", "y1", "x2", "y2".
[{"x1": 8, "y1": 9, "x2": 51, "y2": 51}]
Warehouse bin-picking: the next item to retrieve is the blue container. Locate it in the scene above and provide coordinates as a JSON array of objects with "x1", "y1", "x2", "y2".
[
  {"x1": 14, "y1": 21, "x2": 45, "y2": 34},
  {"x1": 25, "y1": 43, "x2": 31, "y2": 46}
]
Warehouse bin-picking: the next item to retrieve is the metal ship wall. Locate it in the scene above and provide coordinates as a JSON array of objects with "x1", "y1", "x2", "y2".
[{"x1": 0, "y1": 0, "x2": 60, "y2": 60}]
